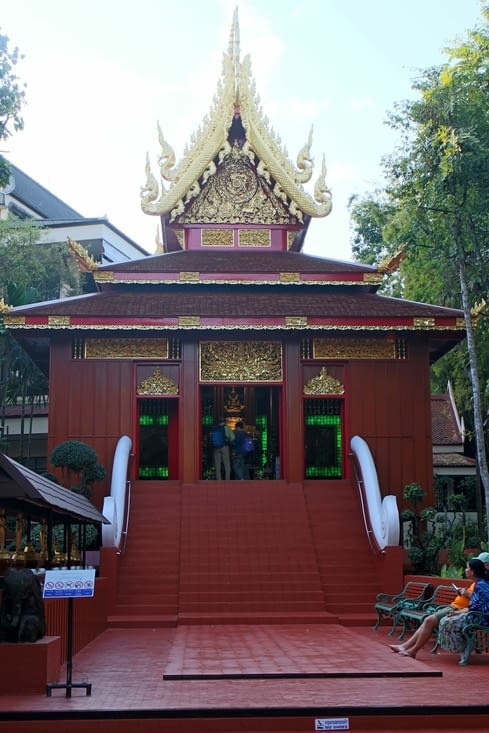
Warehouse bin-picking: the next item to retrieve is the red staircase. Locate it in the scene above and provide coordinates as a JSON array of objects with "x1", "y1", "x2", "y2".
[
  {"x1": 108, "y1": 478, "x2": 380, "y2": 627},
  {"x1": 108, "y1": 481, "x2": 181, "y2": 627}
]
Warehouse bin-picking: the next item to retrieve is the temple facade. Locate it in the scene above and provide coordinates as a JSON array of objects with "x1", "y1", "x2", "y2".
[{"x1": 3, "y1": 12, "x2": 465, "y2": 623}]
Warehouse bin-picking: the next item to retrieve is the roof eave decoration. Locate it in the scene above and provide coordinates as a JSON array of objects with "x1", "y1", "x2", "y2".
[
  {"x1": 0, "y1": 297, "x2": 12, "y2": 314},
  {"x1": 3, "y1": 315, "x2": 466, "y2": 333},
  {"x1": 67, "y1": 237, "x2": 99, "y2": 272},
  {"x1": 140, "y1": 8, "x2": 332, "y2": 223},
  {"x1": 377, "y1": 244, "x2": 407, "y2": 275},
  {"x1": 470, "y1": 298, "x2": 486, "y2": 327}
]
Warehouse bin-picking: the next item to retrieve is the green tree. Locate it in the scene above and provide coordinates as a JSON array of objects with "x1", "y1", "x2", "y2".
[
  {"x1": 349, "y1": 5, "x2": 489, "y2": 541},
  {"x1": 0, "y1": 218, "x2": 81, "y2": 461},
  {"x1": 0, "y1": 30, "x2": 26, "y2": 187}
]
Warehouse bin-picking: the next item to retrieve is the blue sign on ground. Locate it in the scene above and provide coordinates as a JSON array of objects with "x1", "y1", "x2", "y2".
[{"x1": 42, "y1": 568, "x2": 96, "y2": 598}]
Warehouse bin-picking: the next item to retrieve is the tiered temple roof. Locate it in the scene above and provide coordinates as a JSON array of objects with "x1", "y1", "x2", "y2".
[{"x1": 3, "y1": 9, "x2": 465, "y2": 365}]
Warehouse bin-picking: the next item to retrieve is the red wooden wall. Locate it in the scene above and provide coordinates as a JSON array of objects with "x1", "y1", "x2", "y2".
[{"x1": 47, "y1": 334, "x2": 434, "y2": 511}]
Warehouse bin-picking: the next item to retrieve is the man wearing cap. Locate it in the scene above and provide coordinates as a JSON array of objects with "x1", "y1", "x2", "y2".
[{"x1": 390, "y1": 551, "x2": 489, "y2": 658}]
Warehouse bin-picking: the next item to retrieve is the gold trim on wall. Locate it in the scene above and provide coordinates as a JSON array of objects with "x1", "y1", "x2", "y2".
[
  {"x1": 200, "y1": 341, "x2": 282, "y2": 381},
  {"x1": 3, "y1": 315, "x2": 26, "y2": 326},
  {"x1": 285, "y1": 316, "x2": 307, "y2": 327},
  {"x1": 179, "y1": 316, "x2": 201, "y2": 327},
  {"x1": 280, "y1": 273, "x2": 300, "y2": 283},
  {"x1": 85, "y1": 338, "x2": 169, "y2": 359},
  {"x1": 201, "y1": 229, "x2": 234, "y2": 247},
  {"x1": 413, "y1": 317, "x2": 435, "y2": 328},
  {"x1": 363, "y1": 273, "x2": 383, "y2": 284},
  {"x1": 238, "y1": 228, "x2": 271, "y2": 246},
  {"x1": 179, "y1": 272, "x2": 200, "y2": 281},
  {"x1": 48, "y1": 316, "x2": 70, "y2": 326},
  {"x1": 313, "y1": 337, "x2": 396, "y2": 359},
  {"x1": 93, "y1": 271, "x2": 114, "y2": 281}
]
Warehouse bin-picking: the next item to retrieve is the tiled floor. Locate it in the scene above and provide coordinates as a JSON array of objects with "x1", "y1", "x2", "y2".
[{"x1": 1, "y1": 624, "x2": 488, "y2": 730}]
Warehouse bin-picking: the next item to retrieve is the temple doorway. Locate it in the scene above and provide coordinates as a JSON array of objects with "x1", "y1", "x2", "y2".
[{"x1": 201, "y1": 385, "x2": 281, "y2": 480}]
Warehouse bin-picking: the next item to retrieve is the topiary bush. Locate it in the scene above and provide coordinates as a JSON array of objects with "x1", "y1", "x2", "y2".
[{"x1": 50, "y1": 440, "x2": 106, "y2": 498}]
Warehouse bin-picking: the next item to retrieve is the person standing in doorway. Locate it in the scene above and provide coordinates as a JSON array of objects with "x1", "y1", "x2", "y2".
[
  {"x1": 212, "y1": 417, "x2": 234, "y2": 480},
  {"x1": 233, "y1": 421, "x2": 247, "y2": 480}
]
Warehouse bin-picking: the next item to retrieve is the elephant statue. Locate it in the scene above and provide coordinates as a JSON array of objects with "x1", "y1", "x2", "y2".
[{"x1": 0, "y1": 567, "x2": 46, "y2": 643}]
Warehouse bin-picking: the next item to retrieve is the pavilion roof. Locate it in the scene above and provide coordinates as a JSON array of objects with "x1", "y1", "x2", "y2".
[{"x1": 0, "y1": 452, "x2": 108, "y2": 524}]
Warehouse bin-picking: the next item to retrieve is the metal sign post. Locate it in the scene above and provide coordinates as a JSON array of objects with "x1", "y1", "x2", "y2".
[{"x1": 43, "y1": 568, "x2": 96, "y2": 698}]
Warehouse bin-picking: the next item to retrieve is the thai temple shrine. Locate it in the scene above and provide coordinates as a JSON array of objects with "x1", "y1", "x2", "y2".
[{"x1": 4, "y1": 10, "x2": 465, "y2": 627}]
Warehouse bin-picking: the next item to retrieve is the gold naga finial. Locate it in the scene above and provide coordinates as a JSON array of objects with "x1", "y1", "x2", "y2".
[
  {"x1": 377, "y1": 243, "x2": 407, "y2": 274},
  {"x1": 471, "y1": 298, "x2": 487, "y2": 318},
  {"x1": 67, "y1": 237, "x2": 99, "y2": 272},
  {"x1": 0, "y1": 297, "x2": 12, "y2": 314}
]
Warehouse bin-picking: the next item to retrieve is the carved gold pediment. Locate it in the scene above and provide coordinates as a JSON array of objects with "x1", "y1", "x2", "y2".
[
  {"x1": 304, "y1": 367, "x2": 345, "y2": 395},
  {"x1": 178, "y1": 145, "x2": 294, "y2": 226},
  {"x1": 137, "y1": 367, "x2": 178, "y2": 395}
]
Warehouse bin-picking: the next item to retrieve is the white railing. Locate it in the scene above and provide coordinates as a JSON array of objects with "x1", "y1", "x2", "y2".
[
  {"x1": 101, "y1": 435, "x2": 132, "y2": 554},
  {"x1": 350, "y1": 435, "x2": 400, "y2": 551}
]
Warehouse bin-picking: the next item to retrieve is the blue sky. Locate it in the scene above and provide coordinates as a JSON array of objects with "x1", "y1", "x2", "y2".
[{"x1": 1, "y1": 0, "x2": 485, "y2": 259}]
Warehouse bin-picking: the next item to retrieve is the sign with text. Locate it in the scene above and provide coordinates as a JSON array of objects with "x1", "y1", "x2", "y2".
[
  {"x1": 315, "y1": 720, "x2": 349, "y2": 731},
  {"x1": 42, "y1": 568, "x2": 96, "y2": 599}
]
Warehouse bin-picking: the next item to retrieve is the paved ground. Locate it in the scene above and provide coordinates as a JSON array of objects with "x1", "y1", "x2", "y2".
[{"x1": 0, "y1": 623, "x2": 487, "y2": 715}]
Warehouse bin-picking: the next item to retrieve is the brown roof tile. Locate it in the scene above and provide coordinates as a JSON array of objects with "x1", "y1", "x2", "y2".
[
  {"x1": 433, "y1": 453, "x2": 476, "y2": 468},
  {"x1": 10, "y1": 289, "x2": 463, "y2": 320},
  {"x1": 431, "y1": 393, "x2": 462, "y2": 445},
  {"x1": 97, "y1": 250, "x2": 376, "y2": 275}
]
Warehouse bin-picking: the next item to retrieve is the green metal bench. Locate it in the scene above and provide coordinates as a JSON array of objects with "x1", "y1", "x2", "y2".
[
  {"x1": 397, "y1": 583, "x2": 458, "y2": 640},
  {"x1": 459, "y1": 611, "x2": 489, "y2": 665},
  {"x1": 373, "y1": 581, "x2": 432, "y2": 636}
]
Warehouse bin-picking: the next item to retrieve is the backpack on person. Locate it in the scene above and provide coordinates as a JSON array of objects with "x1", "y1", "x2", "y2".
[
  {"x1": 235, "y1": 431, "x2": 255, "y2": 454},
  {"x1": 210, "y1": 424, "x2": 227, "y2": 448}
]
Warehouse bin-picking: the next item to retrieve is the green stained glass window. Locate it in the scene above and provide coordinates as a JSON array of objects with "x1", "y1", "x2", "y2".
[
  {"x1": 138, "y1": 399, "x2": 169, "y2": 480},
  {"x1": 304, "y1": 399, "x2": 343, "y2": 479}
]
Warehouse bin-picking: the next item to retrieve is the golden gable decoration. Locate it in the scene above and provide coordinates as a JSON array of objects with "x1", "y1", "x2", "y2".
[
  {"x1": 304, "y1": 367, "x2": 345, "y2": 395},
  {"x1": 140, "y1": 9, "x2": 332, "y2": 227},
  {"x1": 137, "y1": 367, "x2": 178, "y2": 395},
  {"x1": 179, "y1": 143, "x2": 294, "y2": 225},
  {"x1": 200, "y1": 341, "x2": 282, "y2": 382}
]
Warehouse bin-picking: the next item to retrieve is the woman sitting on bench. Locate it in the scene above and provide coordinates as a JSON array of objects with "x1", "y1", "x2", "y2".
[
  {"x1": 437, "y1": 558, "x2": 489, "y2": 655},
  {"x1": 390, "y1": 551, "x2": 489, "y2": 659}
]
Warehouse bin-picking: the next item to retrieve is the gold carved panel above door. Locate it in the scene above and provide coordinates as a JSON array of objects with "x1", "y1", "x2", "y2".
[{"x1": 200, "y1": 341, "x2": 282, "y2": 382}]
